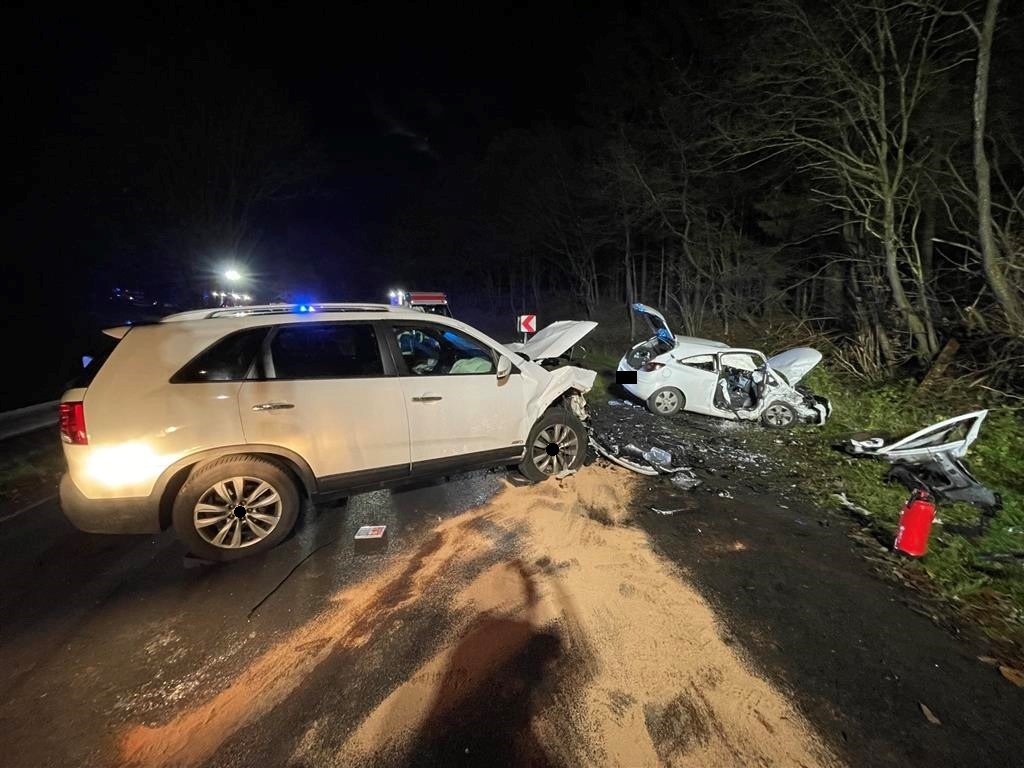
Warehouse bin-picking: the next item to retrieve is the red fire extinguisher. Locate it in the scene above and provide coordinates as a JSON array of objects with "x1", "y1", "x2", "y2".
[{"x1": 894, "y1": 489, "x2": 936, "y2": 557}]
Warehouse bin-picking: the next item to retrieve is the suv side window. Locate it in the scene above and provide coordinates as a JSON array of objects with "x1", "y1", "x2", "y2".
[
  {"x1": 171, "y1": 328, "x2": 267, "y2": 383},
  {"x1": 269, "y1": 323, "x2": 383, "y2": 379},
  {"x1": 392, "y1": 324, "x2": 495, "y2": 375}
]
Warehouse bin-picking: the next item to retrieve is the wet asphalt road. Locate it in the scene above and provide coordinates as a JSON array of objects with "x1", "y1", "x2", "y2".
[
  {"x1": 0, "y1": 461, "x2": 506, "y2": 767},
  {"x1": 1, "y1": 413, "x2": 1023, "y2": 767}
]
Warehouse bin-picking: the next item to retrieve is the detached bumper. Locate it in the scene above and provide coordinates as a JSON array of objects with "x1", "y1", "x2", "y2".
[{"x1": 60, "y1": 474, "x2": 162, "y2": 534}]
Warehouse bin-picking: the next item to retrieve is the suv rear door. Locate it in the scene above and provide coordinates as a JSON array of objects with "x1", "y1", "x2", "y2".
[{"x1": 237, "y1": 321, "x2": 411, "y2": 488}]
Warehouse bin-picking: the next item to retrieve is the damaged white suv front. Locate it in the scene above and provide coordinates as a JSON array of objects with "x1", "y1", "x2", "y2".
[{"x1": 617, "y1": 304, "x2": 831, "y2": 428}]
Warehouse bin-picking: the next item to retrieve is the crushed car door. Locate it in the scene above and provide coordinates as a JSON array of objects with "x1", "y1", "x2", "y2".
[
  {"x1": 388, "y1": 322, "x2": 527, "y2": 469},
  {"x1": 713, "y1": 350, "x2": 768, "y2": 413}
]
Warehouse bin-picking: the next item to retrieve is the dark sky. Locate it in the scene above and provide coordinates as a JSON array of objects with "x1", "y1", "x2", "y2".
[
  {"x1": 3, "y1": 0, "x2": 698, "y2": 406},
  {"x1": 6, "y1": 1, "x2": 607, "y2": 295}
]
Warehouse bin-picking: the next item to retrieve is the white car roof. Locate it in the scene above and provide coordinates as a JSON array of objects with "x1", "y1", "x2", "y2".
[{"x1": 671, "y1": 337, "x2": 730, "y2": 359}]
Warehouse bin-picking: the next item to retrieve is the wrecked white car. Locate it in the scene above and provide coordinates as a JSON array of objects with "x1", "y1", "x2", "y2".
[{"x1": 617, "y1": 304, "x2": 831, "y2": 427}]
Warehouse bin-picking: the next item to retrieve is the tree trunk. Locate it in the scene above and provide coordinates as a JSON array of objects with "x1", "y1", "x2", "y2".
[
  {"x1": 625, "y1": 225, "x2": 636, "y2": 337},
  {"x1": 973, "y1": 0, "x2": 1024, "y2": 333},
  {"x1": 883, "y1": 196, "x2": 934, "y2": 358}
]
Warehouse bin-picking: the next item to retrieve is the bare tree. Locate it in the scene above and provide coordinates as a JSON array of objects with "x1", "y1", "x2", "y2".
[
  {"x1": 723, "y1": 0, "x2": 975, "y2": 359},
  {"x1": 967, "y1": 0, "x2": 1024, "y2": 332}
]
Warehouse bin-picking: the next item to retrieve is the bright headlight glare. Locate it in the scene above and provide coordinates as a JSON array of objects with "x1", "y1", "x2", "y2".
[{"x1": 85, "y1": 443, "x2": 168, "y2": 489}]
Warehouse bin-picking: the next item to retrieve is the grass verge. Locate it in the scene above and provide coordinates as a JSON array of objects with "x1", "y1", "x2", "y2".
[{"x1": 746, "y1": 367, "x2": 1024, "y2": 654}]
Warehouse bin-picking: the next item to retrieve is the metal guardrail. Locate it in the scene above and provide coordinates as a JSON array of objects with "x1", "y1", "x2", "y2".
[{"x1": 0, "y1": 400, "x2": 59, "y2": 441}]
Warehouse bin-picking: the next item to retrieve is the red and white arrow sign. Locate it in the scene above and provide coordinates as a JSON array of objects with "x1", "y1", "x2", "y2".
[{"x1": 517, "y1": 314, "x2": 537, "y2": 334}]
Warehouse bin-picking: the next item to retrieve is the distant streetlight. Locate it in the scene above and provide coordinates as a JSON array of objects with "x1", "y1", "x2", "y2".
[{"x1": 224, "y1": 268, "x2": 242, "y2": 281}]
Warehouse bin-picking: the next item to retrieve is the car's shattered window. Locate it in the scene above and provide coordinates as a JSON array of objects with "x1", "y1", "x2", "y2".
[{"x1": 393, "y1": 325, "x2": 495, "y2": 376}]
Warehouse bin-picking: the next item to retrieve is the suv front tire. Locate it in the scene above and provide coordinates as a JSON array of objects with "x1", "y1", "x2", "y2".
[
  {"x1": 172, "y1": 455, "x2": 301, "y2": 561},
  {"x1": 519, "y1": 407, "x2": 587, "y2": 482}
]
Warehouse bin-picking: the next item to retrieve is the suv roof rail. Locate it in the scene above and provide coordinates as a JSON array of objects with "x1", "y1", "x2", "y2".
[{"x1": 160, "y1": 303, "x2": 397, "y2": 323}]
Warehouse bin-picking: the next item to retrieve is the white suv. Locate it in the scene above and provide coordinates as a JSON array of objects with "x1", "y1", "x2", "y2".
[{"x1": 60, "y1": 304, "x2": 597, "y2": 560}]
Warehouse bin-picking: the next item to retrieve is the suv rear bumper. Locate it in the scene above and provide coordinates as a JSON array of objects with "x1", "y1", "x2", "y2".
[{"x1": 60, "y1": 474, "x2": 162, "y2": 534}]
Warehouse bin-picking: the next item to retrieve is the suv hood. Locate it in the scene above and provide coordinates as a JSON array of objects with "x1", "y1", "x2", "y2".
[
  {"x1": 506, "y1": 320, "x2": 597, "y2": 361},
  {"x1": 766, "y1": 347, "x2": 822, "y2": 385}
]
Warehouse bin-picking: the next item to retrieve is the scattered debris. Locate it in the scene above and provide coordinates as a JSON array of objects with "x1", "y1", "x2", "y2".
[
  {"x1": 977, "y1": 656, "x2": 1000, "y2": 666},
  {"x1": 643, "y1": 446, "x2": 673, "y2": 467},
  {"x1": 608, "y1": 399, "x2": 640, "y2": 408},
  {"x1": 841, "y1": 411, "x2": 1001, "y2": 513},
  {"x1": 555, "y1": 468, "x2": 578, "y2": 479},
  {"x1": 354, "y1": 525, "x2": 388, "y2": 553},
  {"x1": 919, "y1": 702, "x2": 942, "y2": 726},
  {"x1": 590, "y1": 437, "x2": 660, "y2": 476},
  {"x1": 999, "y1": 666, "x2": 1024, "y2": 688},
  {"x1": 975, "y1": 552, "x2": 1024, "y2": 564},
  {"x1": 651, "y1": 507, "x2": 685, "y2": 515},
  {"x1": 834, "y1": 492, "x2": 872, "y2": 519},
  {"x1": 717, "y1": 490, "x2": 733, "y2": 499},
  {"x1": 671, "y1": 473, "x2": 702, "y2": 491}
]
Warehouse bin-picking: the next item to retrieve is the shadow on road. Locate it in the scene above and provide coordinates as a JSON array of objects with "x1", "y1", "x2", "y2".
[{"x1": 403, "y1": 561, "x2": 564, "y2": 767}]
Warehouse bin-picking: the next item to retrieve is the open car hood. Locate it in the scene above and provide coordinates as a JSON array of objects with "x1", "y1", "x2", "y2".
[
  {"x1": 506, "y1": 320, "x2": 598, "y2": 361},
  {"x1": 766, "y1": 347, "x2": 822, "y2": 385}
]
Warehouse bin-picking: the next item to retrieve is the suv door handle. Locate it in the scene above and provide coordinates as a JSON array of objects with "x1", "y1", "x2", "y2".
[
  {"x1": 252, "y1": 402, "x2": 295, "y2": 411},
  {"x1": 411, "y1": 394, "x2": 443, "y2": 402}
]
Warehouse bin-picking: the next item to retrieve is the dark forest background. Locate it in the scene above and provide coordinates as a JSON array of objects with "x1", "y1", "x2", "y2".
[{"x1": 4, "y1": 0, "x2": 1024, "y2": 406}]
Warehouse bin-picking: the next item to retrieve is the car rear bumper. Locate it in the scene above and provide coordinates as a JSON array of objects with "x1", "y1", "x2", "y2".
[
  {"x1": 617, "y1": 358, "x2": 663, "y2": 402},
  {"x1": 60, "y1": 473, "x2": 162, "y2": 534}
]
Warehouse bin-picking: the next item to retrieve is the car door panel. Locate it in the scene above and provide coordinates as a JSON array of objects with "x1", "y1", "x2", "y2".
[
  {"x1": 238, "y1": 378, "x2": 410, "y2": 480},
  {"x1": 238, "y1": 322, "x2": 411, "y2": 483},
  {"x1": 389, "y1": 322, "x2": 526, "y2": 465},
  {"x1": 668, "y1": 364, "x2": 719, "y2": 415}
]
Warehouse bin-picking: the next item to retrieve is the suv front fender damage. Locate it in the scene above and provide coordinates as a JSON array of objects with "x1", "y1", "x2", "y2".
[{"x1": 525, "y1": 365, "x2": 597, "y2": 427}]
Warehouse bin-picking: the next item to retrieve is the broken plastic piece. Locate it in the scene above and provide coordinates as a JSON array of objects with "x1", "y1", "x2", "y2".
[
  {"x1": 842, "y1": 411, "x2": 1000, "y2": 511},
  {"x1": 643, "y1": 446, "x2": 673, "y2": 467},
  {"x1": 670, "y1": 473, "x2": 702, "y2": 491}
]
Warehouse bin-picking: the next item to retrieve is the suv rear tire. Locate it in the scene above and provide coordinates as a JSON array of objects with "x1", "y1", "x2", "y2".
[
  {"x1": 172, "y1": 455, "x2": 301, "y2": 561},
  {"x1": 518, "y1": 407, "x2": 587, "y2": 482}
]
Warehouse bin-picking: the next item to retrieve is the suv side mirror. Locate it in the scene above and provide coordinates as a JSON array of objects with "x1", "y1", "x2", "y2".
[{"x1": 496, "y1": 354, "x2": 512, "y2": 379}]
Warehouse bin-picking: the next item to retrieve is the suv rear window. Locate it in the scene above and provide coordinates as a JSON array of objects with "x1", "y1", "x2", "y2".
[
  {"x1": 269, "y1": 323, "x2": 383, "y2": 379},
  {"x1": 171, "y1": 328, "x2": 267, "y2": 383}
]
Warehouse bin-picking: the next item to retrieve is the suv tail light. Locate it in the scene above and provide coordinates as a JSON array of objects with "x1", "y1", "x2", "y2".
[
  {"x1": 60, "y1": 402, "x2": 88, "y2": 445},
  {"x1": 642, "y1": 361, "x2": 665, "y2": 373}
]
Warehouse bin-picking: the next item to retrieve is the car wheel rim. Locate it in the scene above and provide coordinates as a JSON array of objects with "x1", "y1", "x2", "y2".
[
  {"x1": 531, "y1": 423, "x2": 581, "y2": 475},
  {"x1": 193, "y1": 476, "x2": 283, "y2": 549},
  {"x1": 766, "y1": 405, "x2": 793, "y2": 426},
  {"x1": 654, "y1": 390, "x2": 678, "y2": 413}
]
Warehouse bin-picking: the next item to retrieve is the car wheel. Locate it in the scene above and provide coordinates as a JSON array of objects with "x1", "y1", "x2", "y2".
[
  {"x1": 519, "y1": 407, "x2": 587, "y2": 482},
  {"x1": 761, "y1": 401, "x2": 796, "y2": 429},
  {"x1": 172, "y1": 455, "x2": 301, "y2": 561},
  {"x1": 647, "y1": 387, "x2": 684, "y2": 416}
]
